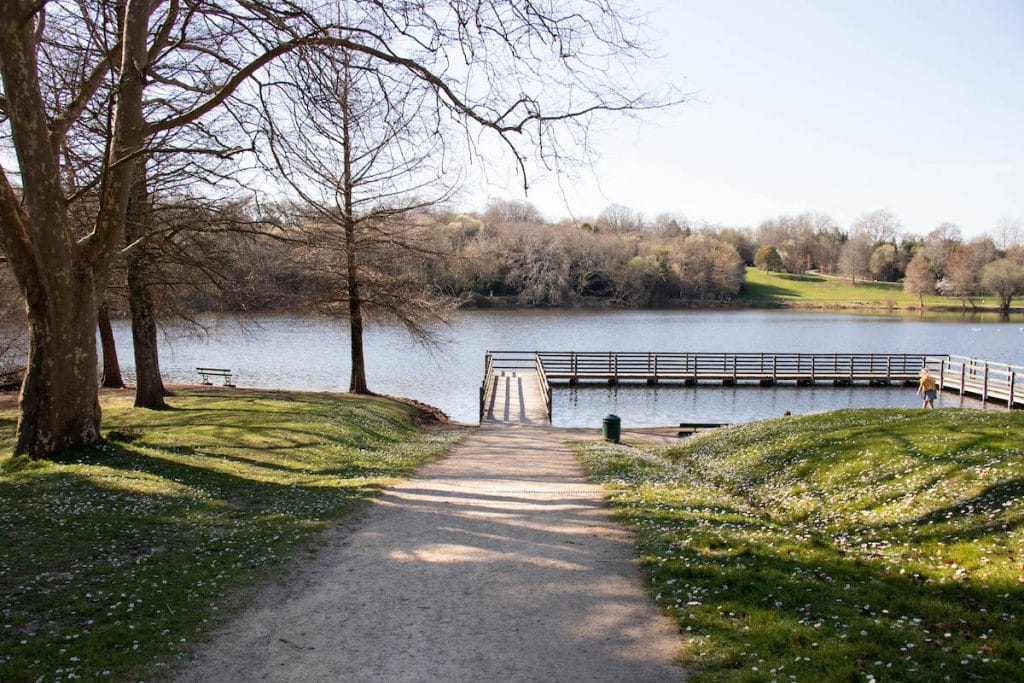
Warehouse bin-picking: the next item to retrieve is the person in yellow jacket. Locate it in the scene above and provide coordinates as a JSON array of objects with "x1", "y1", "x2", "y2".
[{"x1": 917, "y1": 368, "x2": 937, "y2": 409}]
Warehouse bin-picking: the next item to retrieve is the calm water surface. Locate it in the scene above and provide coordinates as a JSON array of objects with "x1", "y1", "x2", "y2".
[{"x1": 99, "y1": 309, "x2": 1021, "y2": 426}]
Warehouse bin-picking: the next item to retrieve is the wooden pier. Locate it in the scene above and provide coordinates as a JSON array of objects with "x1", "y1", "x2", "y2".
[
  {"x1": 480, "y1": 351, "x2": 941, "y2": 423},
  {"x1": 479, "y1": 351, "x2": 1022, "y2": 423}
]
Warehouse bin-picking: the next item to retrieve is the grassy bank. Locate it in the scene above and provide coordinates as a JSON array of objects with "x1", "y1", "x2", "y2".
[
  {"x1": 739, "y1": 268, "x2": 1001, "y2": 311},
  {"x1": 576, "y1": 409, "x2": 1024, "y2": 682},
  {"x1": 0, "y1": 389, "x2": 463, "y2": 681}
]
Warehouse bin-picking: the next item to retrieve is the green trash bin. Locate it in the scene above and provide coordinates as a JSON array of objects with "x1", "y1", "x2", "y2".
[{"x1": 602, "y1": 414, "x2": 621, "y2": 443}]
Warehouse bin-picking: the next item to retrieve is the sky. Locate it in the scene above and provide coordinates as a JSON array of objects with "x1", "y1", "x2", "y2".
[{"x1": 474, "y1": 0, "x2": 1024, "y2": 237}]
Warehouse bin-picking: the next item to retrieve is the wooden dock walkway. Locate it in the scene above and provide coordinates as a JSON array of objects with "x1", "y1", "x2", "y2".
[
  {"x1": 937, "y1": 355, "x2": 1023, "y2": 408},
  {"x1": 478, "y1": 351, "x2": 1022, "y2": 423}
]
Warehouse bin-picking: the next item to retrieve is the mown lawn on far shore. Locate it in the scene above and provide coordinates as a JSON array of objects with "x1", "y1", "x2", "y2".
[
  {"x1": 0, "y1": 388, "x2": 464, "y2": 682},
  {"x1": 576, "y1": 408, "x2": 1024, "y2": 682},
  {"x1": 739, "y1": 267, "x2": 1001, "y2": 310}
]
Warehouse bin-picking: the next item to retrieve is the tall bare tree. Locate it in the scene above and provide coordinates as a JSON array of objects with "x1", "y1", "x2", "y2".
[
  {"x1": 903, "y1": 252, "x2": 935, "y2": 308},
  {"x1": 938, "y1": 245, "x2": 979, "y2": 311},
  {"x1": 838, "y1": 236, "x2": 872, "y2": 283},
  {"x1": 259, "y1": 46, "x2": 458, "y2": 393}
]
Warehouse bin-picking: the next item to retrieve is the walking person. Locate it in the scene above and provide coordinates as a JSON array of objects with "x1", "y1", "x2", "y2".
[{"x1": 917, "y1": 368, "x2": 938, "y2": 409}]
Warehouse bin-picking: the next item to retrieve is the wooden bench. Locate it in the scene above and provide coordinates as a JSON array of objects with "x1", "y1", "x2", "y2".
[
  {"x1": 677, "y1": 422, "x2": 728, "y2": 437},
  {"x1": 197, "y1": 367, "x2": 235, "y2": 387}
]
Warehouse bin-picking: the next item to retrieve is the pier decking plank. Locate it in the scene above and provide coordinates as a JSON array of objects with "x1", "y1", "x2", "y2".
[{"x1": 481, "y1": 369, "x2": 550, "y2": 425}]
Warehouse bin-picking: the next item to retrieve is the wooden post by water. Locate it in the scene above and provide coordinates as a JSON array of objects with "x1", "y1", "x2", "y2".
[
  {"x1": 960, "y1": 361, "x2": 966, "y2": 396},
  {"x1": 1010, "y1": 371, "x2": 1016, "y2": 409},
  {"x1": 982, "y1": 362, "x2": 989, "y2": 401}
]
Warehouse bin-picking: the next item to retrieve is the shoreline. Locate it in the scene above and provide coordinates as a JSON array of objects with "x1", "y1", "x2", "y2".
[{"x1": 457, "y1": 295, "x2": 1022, "y2": 315}]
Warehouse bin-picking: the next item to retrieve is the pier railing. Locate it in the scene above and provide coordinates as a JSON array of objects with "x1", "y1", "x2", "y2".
[
  {"x1": 535, "y1": 355, "x2": 552, "y2": 417},
  {"x1": 533, "y1": 351, "x2": 942, "y2": 384},
  {"x1": 479, "y1": 352, "x2": 495, "y2": 421},
  {"x1": 937, "y1": 355, "x2": 1023, "y2": 408}
]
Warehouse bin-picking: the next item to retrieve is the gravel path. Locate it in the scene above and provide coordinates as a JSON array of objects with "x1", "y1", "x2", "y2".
[{"x1": 175, "y1": 425, "x2": 684, "y2": 682}]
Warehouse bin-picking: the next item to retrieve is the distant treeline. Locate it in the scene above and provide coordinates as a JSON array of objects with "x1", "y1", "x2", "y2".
[
  {"x1": 197, "y1": 202, "x2": 1024, "y2": 313},
  {"x1": 170, "y1": 206, "x2": 747, "y2": 312}
]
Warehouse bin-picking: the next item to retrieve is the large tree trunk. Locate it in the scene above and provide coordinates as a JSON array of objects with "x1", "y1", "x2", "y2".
[
  {"x1": 98, "y1": 304, "x2": 125, "y2": 389},
  {"x1": 127, "y1": 264, "x2": 166, "y2": 407},
  {"x1": 16, "y1": 270, "x2": 102, "y2": 456},
  {"x1": 347, "y1": 243, "x2": 368, "y2": 394},
  {"x1": 125, "y1": 168, "x2": 167, "y2": 408}
]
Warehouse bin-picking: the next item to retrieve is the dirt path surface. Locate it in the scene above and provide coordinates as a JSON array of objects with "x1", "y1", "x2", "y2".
[{"x1": 175, "y1": 425, "x2": 684, "y2": 682}]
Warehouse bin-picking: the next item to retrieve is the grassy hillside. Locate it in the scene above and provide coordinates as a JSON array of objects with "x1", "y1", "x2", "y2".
[
  {"x1": 739, "y1": 267, "x2": 998, "y2": 309},
  {"x1": 576, "y1": 408, "x2": 1024, "y2": 682},
  {"x1": 0, "y1": 389, "x2": 462, "y2": 681}
]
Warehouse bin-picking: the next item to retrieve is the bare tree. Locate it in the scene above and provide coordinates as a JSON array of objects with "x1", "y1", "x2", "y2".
[
  {"x1": 967, "y1": 235, "x2": 998, "y2": 268},
  {"x1": 259, "y1": 46, "x2": 458, "y2": 393},
  {"x1": 993, "y1": 217, "x2": 1023, "y2": 252},
  {"x1": 922, "y1": 222, "x2": 963, "y2": 278},
  {"x1": 851, "y1": 209, "x2": 902, "y2": 244},
  {"x1": 597, "y1": 204, "x2": 645, "y2": 233},
  {"x1": 838, "y1": 236, "x2": 873, "y2": 283},
  {"x1": 903, "y1": 252, "x2": 935, "y2": 308},
  {"x1": 938, "y1": 245, "x2": 979, "y2": 310},
  {"x1": 484, "y1": 199, "x2": 542, "y2": 225},
  {"x1": 652, "y1": 212, "x2": 689, "y2": 238}
]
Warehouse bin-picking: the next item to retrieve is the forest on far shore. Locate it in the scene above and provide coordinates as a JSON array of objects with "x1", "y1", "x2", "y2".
[
  {"x1": 136, "y1": 201, "x2": 1024, "y2": 311},
  {"x1": 3, "y1": 200, "x2": 1024, "y2": 330}
]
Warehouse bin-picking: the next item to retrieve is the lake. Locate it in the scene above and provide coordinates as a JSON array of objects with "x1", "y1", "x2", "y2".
[{"x1": 95, "y1": 309, "x2": 1020, "y2": 426}]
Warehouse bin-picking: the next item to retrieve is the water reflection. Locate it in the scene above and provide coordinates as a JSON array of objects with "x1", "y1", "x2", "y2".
[{"x1": 552, "y1": 382, "x2": 993, "y2": 428}]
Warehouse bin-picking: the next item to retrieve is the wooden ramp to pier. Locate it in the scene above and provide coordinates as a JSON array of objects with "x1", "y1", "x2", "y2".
[
  {"x1": 938, "y1": 356, "x2": 1023, "y2": 408},
  {"x1": 479, "y1": 368, "x2": 551, "y2": 424}
]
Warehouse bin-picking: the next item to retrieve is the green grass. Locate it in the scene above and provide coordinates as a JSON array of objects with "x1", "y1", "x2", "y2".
[
  {"x1": 0, "y1": 389, "x2": 463, "y2": 681},
  {"x1": 575, "y1": 408, "x2": 1024, "y2": 682},
  {"x1": 739, "y1": 267, "x2": 998, "y2": 309}
]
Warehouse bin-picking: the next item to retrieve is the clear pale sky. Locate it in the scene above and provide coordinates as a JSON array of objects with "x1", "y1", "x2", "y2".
[{"x1": 476, "y1": 0, "x2": 1024, "y2": 237}]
